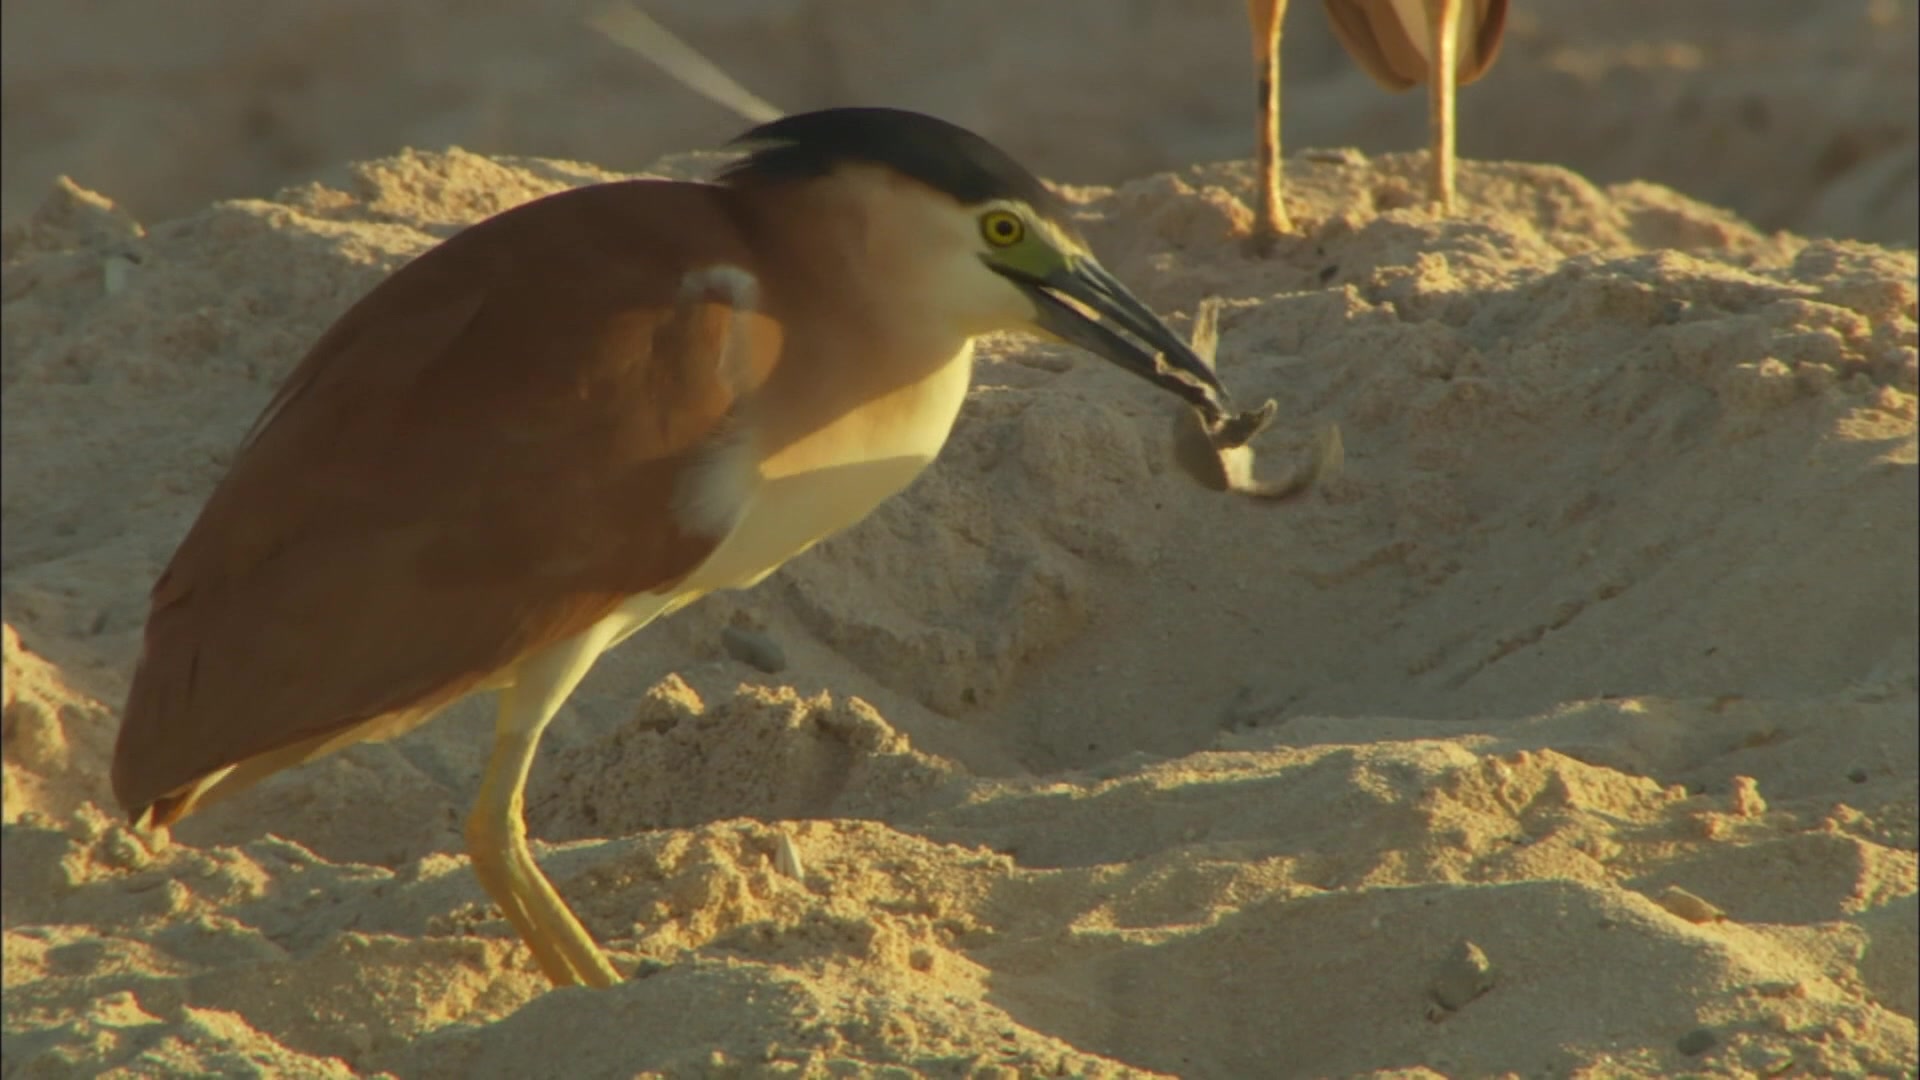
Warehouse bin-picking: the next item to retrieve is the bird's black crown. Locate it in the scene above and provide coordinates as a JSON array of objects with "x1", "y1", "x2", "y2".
[{"x1": 721, "y1": 107, "x2": 1069, "y2": 219}]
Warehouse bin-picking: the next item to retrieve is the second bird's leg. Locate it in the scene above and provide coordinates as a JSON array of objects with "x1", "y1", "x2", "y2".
[
  {"x1": 465, "y1": 624, "x2": 631, "y2": 988},
  {"x1": 1247, "y1": 0, "x2": 1292, "y2": 247},
  {"x1": 1426, "y1": 0, "x2": 1462, "y2": 213}
]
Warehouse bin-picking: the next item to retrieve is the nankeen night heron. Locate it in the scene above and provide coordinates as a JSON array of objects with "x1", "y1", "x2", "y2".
[
  {"x1": 111, "y1": 106, "x2": 1275, "y2": 987},
  {"x1": 1248, "y1": 0, "x2": 1510, "y2": 242}
]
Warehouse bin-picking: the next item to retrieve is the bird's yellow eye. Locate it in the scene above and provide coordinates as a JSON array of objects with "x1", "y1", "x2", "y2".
[{"x1": 980, "y1": 210, "x2": 1025, "y2": 248}]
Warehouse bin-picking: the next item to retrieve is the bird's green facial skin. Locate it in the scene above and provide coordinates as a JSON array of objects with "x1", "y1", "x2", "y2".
[
  {"x1": 974, "y1": 201, "x2": 1235, "y2": 421},
  {"x1": 974, "y1": 201, "x2": 1083, "y2": 283}
]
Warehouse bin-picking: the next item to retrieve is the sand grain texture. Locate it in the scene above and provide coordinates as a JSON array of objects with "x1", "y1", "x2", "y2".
[
  {"x1": 3, "y1": 141, "x2": 1915, "y2": 1078},
  {"x1": 3, "y1": 7, "x2": 1919, "y2": 1073}
]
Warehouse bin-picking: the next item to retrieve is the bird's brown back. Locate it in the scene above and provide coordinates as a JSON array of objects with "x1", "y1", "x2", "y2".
[{"x1": 112, "y1": 179, "x2": 781, "y2": 819}]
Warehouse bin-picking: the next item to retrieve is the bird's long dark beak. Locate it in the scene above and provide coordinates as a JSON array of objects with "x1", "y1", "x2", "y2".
[{"x1": 995, "y1": 257, "x2": 1235, "y2": 420}]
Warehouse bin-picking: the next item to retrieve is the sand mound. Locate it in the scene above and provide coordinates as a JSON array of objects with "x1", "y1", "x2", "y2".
[{"x1": 3, "y1": 140, "x2": 1916, "y2": 1077}]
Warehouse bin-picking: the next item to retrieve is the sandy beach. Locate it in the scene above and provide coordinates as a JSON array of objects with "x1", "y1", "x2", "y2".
[{"x1": 3, "y1": 2, "x2": 1916, "y2": 1077}]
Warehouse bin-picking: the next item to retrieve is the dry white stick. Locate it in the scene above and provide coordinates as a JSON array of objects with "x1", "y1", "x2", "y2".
[
  {"x1": 587, "y1": 2, "x2": 785, "y2": 125},
  {"x1": 773, "y1": 832, "x2": 806, "y2": 882}
]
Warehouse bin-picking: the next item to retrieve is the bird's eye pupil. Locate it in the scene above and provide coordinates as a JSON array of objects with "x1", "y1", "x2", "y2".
[{"x1": 983, "y1": 212, "x2": 1022, "y2": 246}]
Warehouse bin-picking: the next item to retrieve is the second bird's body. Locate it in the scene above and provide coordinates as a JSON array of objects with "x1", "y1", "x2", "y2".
[{"x1": 1248, "y1": 0, "x2": 1509, "y2": 239}]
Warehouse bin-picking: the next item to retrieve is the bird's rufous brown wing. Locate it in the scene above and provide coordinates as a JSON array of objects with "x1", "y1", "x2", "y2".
[{"x1": 112, "y1": 179, "x2": 780, "y2": 819}]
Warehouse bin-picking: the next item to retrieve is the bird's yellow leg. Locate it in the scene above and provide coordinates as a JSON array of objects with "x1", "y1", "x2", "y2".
[
  {"x1": 465, "y1": 619, "x2": 634, "y2": 988},
  {"x1": 1427, "y1": 0, "x2": 1462, "y2": 213},
  {"x1": 1247, "y1": 0, "x2": 1292, "y2": 245}
]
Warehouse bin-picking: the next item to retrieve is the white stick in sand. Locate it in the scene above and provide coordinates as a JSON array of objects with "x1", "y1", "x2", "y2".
[{"x1": 586, "y1": 2, "x2": 785, "y2": 125}]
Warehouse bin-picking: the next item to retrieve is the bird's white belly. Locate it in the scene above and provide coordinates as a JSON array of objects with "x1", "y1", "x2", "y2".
[{"x1": 678, "y1": 340, "x2": 975, "y2": 596}]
